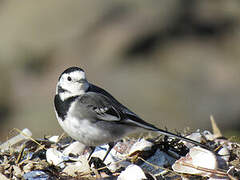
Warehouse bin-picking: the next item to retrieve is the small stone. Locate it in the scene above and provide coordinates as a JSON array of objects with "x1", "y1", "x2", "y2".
[{"x1": 118, "y1": 165, "x2": 146, "y2": 180}]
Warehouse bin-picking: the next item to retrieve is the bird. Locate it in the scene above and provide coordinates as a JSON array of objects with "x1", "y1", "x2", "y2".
[{"x1": 54, "y1": 66, "x2": 209, "y2": 161}]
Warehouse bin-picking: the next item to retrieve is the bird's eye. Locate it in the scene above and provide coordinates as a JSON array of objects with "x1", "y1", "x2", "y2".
[{"x1": 67, "y1": 77, "x2": 72, "y2": 81}]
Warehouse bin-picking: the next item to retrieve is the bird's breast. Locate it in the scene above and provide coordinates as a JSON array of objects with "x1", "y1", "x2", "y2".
[{"x1": 58, "y1": 115, "x2": 115, "y2": 146}]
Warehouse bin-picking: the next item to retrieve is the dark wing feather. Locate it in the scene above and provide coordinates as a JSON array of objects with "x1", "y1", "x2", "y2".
[
  {"x1": 88, "y1": 84, "x2": 142, "y2": 117},
  {"x1": 77, "y1": 92, "x2": 122, "y2": 121},
  {"x1": 87, "y1": 84, "x2": 161, "y2": 129}
]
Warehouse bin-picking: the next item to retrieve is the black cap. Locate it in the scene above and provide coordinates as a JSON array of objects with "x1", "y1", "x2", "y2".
[{"x1": 59, "y1": 66, "x2": 84, "y2": 80}]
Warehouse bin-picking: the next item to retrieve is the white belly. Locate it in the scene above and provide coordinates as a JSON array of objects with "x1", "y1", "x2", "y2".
[{"x1": 57, "y1": 115, "x2": 122, "y2": 146}]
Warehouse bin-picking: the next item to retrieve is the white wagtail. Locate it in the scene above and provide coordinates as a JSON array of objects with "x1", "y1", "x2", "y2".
[{"x1": 54, "y1": 67, "x2": 209, "y2": 160}]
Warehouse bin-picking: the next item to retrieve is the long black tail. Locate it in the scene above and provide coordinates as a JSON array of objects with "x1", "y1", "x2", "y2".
[
  {"x1": 154, "y1": 128, "x2": 210, "y2": 150},
  {"x1": 126, "y1": 115, "x2": 210, "y2": 150}
]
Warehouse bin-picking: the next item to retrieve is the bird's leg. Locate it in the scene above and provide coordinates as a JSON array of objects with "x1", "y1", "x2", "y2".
[
  {"x1": 87, "y1": 146, "x2": 96, "y2": 160},
  {"x1": 102, "y1": 142, "x2": 115, "y2": 162}
]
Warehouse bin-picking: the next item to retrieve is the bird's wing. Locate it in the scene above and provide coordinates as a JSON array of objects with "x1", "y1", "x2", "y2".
[
  {"x1": 75, "y1": 92, "x2": 160, "y2": 130},
  {"x1": 75, "y1": 85, "x2": 210, "y2": 150},
  {"x1": 88, "y1": 83, "x2": 143, "y2": 119},
  {"x1": 75, "y1": 92, "x2": 123, "y2": 121}
]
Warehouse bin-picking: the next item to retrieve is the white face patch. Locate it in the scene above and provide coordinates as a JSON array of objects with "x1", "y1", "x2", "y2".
[{"x1": 57, "y1": 70, "x2": 89, "y2": 100}]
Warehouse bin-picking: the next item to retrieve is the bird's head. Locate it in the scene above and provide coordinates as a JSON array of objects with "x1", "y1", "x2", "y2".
[{"x1": 56, "y1": 67, "x2": 89, "y2": 100}]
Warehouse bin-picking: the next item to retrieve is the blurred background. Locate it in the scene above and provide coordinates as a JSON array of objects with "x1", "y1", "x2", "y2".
[{"x1": 0, "y1": 0, "x2": 240, "y2": 140}]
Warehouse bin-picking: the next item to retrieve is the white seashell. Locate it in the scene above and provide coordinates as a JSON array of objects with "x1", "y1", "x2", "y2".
[
  {"x1": 48, "y1": 136, "x2": 59, "y2": 143},
  {"x1": 63, "y1": 158, "x2": 90, "y2": 177},
  {"x1": 118, "y1": 165, "x2": 146, "y2": 180},
  {"x1": 129, "y1": 138, "x2": 153, "y2": 155},
  {"x1": 172, "y1": 146, "x2": 217, "y2": 177},
  {"x1": 63, "y1": 141, "x2": 86, "y2": 156},
  {"x1": 46, "y1": 148, "x2": 68, "y2": 168},
  {"x1": 184, "y1": 132, "x2": 202, "y2": 148}
]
